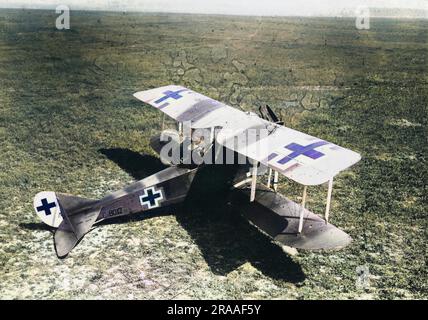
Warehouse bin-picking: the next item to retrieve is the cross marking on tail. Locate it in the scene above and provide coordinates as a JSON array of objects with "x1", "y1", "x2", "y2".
[{"x1": 36, "y1": 198, "x2": 56, "y2": 216}]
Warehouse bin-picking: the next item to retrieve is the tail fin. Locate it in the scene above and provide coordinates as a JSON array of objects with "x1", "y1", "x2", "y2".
[{"x1": 34, "y1": 192, "x2": 99, "y2": 258}]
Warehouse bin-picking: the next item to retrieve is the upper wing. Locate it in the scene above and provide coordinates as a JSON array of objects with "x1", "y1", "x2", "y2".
[
  {"x1": 216, "y1": 119, "x2": 361, "y2": 185},
  {"x1": 133, "y1": 85, "x2": 245, "y2": 128},
  {"x1": 134, "y1": 85, "x2": 361, "y2": 185}
]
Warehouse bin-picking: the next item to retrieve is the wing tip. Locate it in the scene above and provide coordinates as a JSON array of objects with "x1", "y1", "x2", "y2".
[
  {"x1": 133, "y1": 84, "x2": 186, "y2": 103},
  {"x1": 133, "y1": 91, "x2": 145, "y2": 101}
]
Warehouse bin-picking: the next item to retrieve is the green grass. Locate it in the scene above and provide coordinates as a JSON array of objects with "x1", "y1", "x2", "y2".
[{"x1": 0, "y1": 9, "x2": 426, "y2": 299}]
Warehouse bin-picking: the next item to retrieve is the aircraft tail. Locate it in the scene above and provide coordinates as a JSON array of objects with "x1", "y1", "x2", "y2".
[{"x1": 34, "y1": 192, "x2": 99, "y2": 258}]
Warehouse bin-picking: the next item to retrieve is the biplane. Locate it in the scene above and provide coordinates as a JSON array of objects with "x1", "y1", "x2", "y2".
[{"x1": 34, "y1": 85, "x2": 361, "y2": 258}]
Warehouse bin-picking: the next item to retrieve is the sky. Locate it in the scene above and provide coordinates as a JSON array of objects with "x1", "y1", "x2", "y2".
[{"x1": 0, "y1": 0, "x2": 427, "y2": 16}]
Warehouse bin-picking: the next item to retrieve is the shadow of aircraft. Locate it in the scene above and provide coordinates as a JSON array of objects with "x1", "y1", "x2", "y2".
[
  {"x1": 25, "y1": 147, "x2": 304, "y2": 282},
  {"x1": 99, "y1": 148, "x2": 167, "y2": 180},
  {"x1": 20, "y1": 222, "x2": 54, "y2": 233},
  {"x1": 97, "y1": 147, "x2": 305, "y2": 283},
  {"x1": 179, "y1": 164, "x2": 305, "y2": 282}
]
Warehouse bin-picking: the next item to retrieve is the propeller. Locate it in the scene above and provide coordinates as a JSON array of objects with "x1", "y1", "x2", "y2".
[{"x1": 258, "y1": 105, "x2": 283, "y2": 125}]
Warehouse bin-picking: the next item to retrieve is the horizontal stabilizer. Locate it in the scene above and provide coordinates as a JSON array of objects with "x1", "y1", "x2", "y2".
[
  {"x1": 54, "y1": 207, "x2": 100, "y2": 258},
  {"x1": 56, "y1": 193, "x2": 98, "y2": 215},
  {"x1": 54, "y1": 227, "x2": 79, "y2": 258}
]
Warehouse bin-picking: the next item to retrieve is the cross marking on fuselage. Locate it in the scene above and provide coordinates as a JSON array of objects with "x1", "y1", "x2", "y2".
[{"x1": 139, "y1": 187, "x2": 163, "y2": 209}]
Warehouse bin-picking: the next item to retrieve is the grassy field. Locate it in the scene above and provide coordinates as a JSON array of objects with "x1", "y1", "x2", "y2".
[{"x1": 0, "y1": 9, "x2": 426, "y2": 299}]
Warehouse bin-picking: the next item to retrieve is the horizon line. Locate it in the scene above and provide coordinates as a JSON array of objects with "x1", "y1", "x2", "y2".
[{"x1": 0, "y1": 6, "x2": 427, "y2": 19}]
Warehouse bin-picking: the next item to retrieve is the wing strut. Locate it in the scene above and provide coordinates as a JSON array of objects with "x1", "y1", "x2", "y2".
[
  {"x1": 266, "y1": 169, "x2": 279, "y2": 191},
  {"x1": 250, "y1": 161, "x2": 259, "y2": 202},
  {"x1": 178, "y1": 122, "x2": 183, "y2": 137},
  {"x1": 325, "y1": 178, "x2": 333, "y2": 223},
  {"x1": 209, "y1": 127, "x2": 215, "y2": 143},
  {"x1": 298, "y1": 185, "x2": 308, "y2": 233},
  {"x1": 267, "y1": 168, "x2": 273, "y2": 188},
  {"x1": 273, "y1": 171, "x2": 279, "y2": 191}
]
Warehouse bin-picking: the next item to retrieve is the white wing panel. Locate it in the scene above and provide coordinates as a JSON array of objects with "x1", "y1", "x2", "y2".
[{"x1": 135, "y1": 85, "x2": 361, "y2": 185}]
